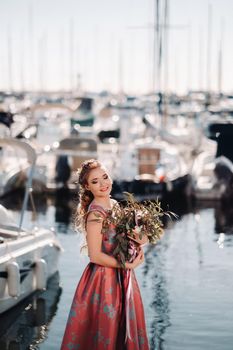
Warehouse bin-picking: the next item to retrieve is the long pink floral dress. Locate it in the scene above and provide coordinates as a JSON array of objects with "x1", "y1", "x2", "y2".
[{"x1": 60, "y1": 203, "x2": 149, "y2": 350}]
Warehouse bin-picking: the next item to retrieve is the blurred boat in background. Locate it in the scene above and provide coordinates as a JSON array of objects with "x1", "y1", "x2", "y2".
[
  {"x1": 2, "y1": 90, "x2": 233, "y2": 203},
  {"x1": 0, "y1": 137, "x2": 47, "y2": 197},
  {"x1": 111, "y1": 137, "x2": 190, "y2": 200},
  {"x1": 54, "y1": 136, "x2": 98, "y2": 189},
  {"x1": 191, "y1": 116, "x2": 233, "y2": 201},
  {"x1": 70, "y1": 96, "x2": 95, "y2": 127},
  {"x1": 0, "y1": 138, "x2": 62, "y2": 314},
  {"x1": 95, "y1": 102, "x2": 190, "y2": 200}
]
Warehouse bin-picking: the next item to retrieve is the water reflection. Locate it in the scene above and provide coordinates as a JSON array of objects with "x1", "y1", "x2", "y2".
[
  {"x1": 214, "y1": 203, "x2": 233, "y2": 234},
  {"x1": 141, "y1": 195, "x2": 233, "y2": 350},
  {"x1": 1, "y1": 191, "x2": 233, "y2": 349},
  {"x1": 0, "y1": 189, "x2": 77, "y2": 232},
  {"x1": 0, "y1": 189, "x2": 47, "y2": 214},
  {"x1": 0, "y1": 272, "x2": 62, "y2": 350},
  {"x1": 54, "y1": 187, "x2": 73, "y2": 232},
  {"x1": 144, "y1": 242, "x2": 171, "y2": 350},
  {"x1": 2, "y1": 191, "x2": 233, "y2": 237},
  {"x1": 193, "y1": 212, "x2": 204, "y2": 266}
]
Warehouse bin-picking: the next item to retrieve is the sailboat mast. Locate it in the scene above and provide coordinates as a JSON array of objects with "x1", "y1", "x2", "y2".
[
  {"x1": 38, "y1": 33, "x2": 47, "y2": 93},
  {"x1": 162, "y1": 0, "x2": 169, "y2": 128},
  {"x1": 198, "y1": 26, "x2": 204, "y2": 91},
  {"x1": 152, "y1": 0, "x2": 158, "y2": 92},
  {"x1": 218, "y1": 20, "x2": 224, "y2": 95},
  {"x1": 163, "y1": 0, "x2": 169, "y2": 92},
  {"x1": 28, "y1": 2, "x2": 34, "y2": 91},
  {"x1": 206, "y1": 3, "x2": 212, "y2": 92},
  {"x1": 69, "y1": 19, "x2": 74, "y2": 92},
  {"x1": 60, "y1": 28, "x2": 65, "y2": 92},
  {"x1": 118, "y1": 40, "x2": 124, "y2": 94},
  {"x1": 20, "y1": 29, "x2": 25, "y2": 92},
  {"x1": 7, "y1": 26, "x2": 13, "y2": 92}
]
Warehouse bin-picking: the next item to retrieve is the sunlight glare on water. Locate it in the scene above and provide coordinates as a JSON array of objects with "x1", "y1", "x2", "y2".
[
  {"x1": 1, "y1": 200, "x2": 233, "y2": 350},
  {"x1": 41, "y1": 205, "x2": 233, "y2": 350}
]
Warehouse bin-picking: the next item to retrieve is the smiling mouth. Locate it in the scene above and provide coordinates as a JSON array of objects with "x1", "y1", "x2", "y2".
[{"x1": 100, "y1": 187, "x2": 109, "y2": 192}]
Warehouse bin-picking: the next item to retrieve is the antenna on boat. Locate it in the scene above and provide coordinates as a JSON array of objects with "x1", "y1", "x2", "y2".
[{"x1": 19, "y1": 158, "x2": 36, "y2": 232}]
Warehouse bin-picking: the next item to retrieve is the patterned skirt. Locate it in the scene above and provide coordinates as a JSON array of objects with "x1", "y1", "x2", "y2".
[{"x1": 60, "y1": 263, "x2": 149, "y2": 350}]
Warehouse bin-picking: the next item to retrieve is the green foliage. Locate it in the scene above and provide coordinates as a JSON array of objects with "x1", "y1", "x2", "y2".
[{"x1": 101, "y1": 192, "x2": 178, "y2": 268}]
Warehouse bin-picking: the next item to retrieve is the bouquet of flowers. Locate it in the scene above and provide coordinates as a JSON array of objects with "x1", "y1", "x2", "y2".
[{"x1": 102, "y1": 192, "x2": 178, "y2": 268}]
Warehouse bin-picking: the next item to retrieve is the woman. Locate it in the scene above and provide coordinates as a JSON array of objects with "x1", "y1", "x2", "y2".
[{"x1": 60, "y1": 159, "x2": 149, "y2": 350}]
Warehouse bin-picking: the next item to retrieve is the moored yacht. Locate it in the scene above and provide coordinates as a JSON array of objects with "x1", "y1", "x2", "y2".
[{"x1": 0, "y1": 138, "x2": 62, "y2": 314}]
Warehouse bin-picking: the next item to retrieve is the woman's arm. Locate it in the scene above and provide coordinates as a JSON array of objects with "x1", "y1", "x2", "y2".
[
  {"x1": 127, "y1": 229, "x2": 149, "y2": 246},
  {"x1": 86, "y1": 211, "x2": 144, "y2": 269},
  {"x1": 86, "y1": 211, "x2": 120, "y2": 268}
]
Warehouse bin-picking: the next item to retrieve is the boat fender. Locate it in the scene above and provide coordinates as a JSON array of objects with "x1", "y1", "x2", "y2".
[
  {"x1": 6, "y1": 261, "x2": 20, "y2": 298},
  {"x1": 35, "y1": 259, "x2": 47, "y2": 290}
]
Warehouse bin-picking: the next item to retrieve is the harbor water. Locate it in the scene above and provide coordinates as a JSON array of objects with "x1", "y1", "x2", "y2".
[{"x1": 1, "y1": 193, "x2": 233, "y2": 350}]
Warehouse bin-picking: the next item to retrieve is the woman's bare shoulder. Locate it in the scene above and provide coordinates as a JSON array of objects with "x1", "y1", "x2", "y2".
[{"x1": 86, "y1": 210, "x2": 105, "y2": 226}]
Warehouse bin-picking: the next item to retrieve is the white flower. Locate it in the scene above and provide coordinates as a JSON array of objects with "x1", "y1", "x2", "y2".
[{"x1": 134, "y1": 225, "x2": 142, "y2": 234}]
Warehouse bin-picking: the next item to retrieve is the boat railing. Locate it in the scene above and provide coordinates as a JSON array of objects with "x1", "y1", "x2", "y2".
[{"x1": 0, "y1": 138, "x2": 37, "y2": 233}]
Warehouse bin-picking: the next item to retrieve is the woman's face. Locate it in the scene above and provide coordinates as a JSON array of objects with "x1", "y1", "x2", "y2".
[{"x1": 85, "y1": 166, "x2": 112, "y2": 198}]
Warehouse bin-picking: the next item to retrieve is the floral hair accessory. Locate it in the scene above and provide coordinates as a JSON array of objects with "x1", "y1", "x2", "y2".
[{"x1": 77, "y1": 159, "x2": 100, "y2": 185}]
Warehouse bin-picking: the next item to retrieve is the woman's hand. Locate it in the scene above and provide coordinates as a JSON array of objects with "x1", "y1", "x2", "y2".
[
  {"x1": 127, "y1": 227, "x2": 149, "y2": 246},
  {"x1": 125, "y1": 249, "x2": 144, "y2": 269}
]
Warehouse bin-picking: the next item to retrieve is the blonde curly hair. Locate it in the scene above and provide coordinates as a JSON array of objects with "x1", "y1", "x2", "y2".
[{"x1": 75, "y1": 159, "x2": 102, "y2": 233}]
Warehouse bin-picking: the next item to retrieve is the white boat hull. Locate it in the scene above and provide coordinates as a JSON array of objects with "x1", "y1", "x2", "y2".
[{"x1": 0, "y1": 227, "x2": 61, "y2": 314}]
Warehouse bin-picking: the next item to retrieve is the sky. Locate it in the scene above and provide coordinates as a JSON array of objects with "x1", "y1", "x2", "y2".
[{"x1": 0, "y1": 0, "x2": 233, "y2": 94}]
